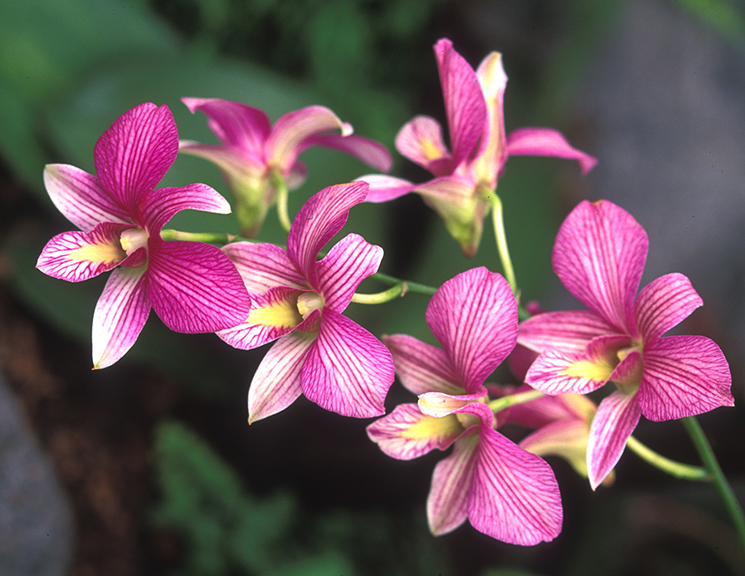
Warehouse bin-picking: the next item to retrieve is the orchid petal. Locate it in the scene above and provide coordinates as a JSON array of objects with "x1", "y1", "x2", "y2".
[
  {"x1": 638, "y1": 335, "x2": 733, "y2": 421},
  {"x1": 94, "y1": 103, "x2": 178, "y2": 209},
  {"x1": 316, "y1": 233, "x2": 383, "y2": 311},
  {"x1": 634, "y1": 273, "x2": 703, "y2": 342},
  {"x1": 395, "y1": 115, "x2": 453, "y2": 175},
  {"x1": 301, "y1": 133, "x2": 392, "y2": 173},
  {"x1": 519, "y1": 419, "x2": 591, "y2": 478},
  {"x1": 178, "y1": 141, "x2": 266, "y2": 180},
  {"x1": 426, "y1": 268, "x2": 517, "y2": 392},
  {"x1": 287, "y1": 182, "x2": 368, "y2": 286},
  {"x1": 506, "y1": 127, "x2": 597, "y2": 174},
  {"x1": 418, "y1": 392, "x2": 489, "y2": 419},
  {"x1": 248, "y1": 331, "x2": 317, "y2": 423},
  {"x1": 517, "y1": 309, "x2": 617, "y2": 355},
  {"x1": 382, "y1": 334, "x2": 462, "y2": 396},
  {"x1": 587, "y1": 390, "x2": 641, "y2": 489},
  {"x1": 36, "y1": 223, "x2": 128, "y2": 282},
  {"x1": 472, "y1": 51, "x2": 508, "y2": 183},
  {"x1": 223, "y1": 242, "x2": 308, "y2": 294},
  {"x1": 469, "y1": 427, "x2": 562, "y2": 544},
  {"x1": 43, "y1": 164, "x2": 130, "y2": 230},
  {"x1": 217, "y1": 286, "x2": 304, "y2": 350},
  {"x1": 553, "y1": 200, "x2": 648, "y2": 334},
  {"x1": 433, "y1": 38, "x2": 487, "y2": 166},
  {"x1": 366, "y1": 404, "x2": 463, "y2": 460},
  {"x1": 145, "y1": 239, "x2": 251, "y2": 333},
  {"x1": 357, "y1": 174, "x2": 417, "y2": 203},
  {"x1": 92, "y1": 266, "x2": 150, "y2": 369},
  {"x1": 506, "y1": 389, "x2": 595, "y2": 429},
  {"x1": 181, "y1": 97, "x2": 271, "y2": 152},
  {"x1": 141, "y1": 184, "x2": 231, "y2": 232},
  {"x1": 301, "y1": 308, "x2": 394, "y2": 418}
]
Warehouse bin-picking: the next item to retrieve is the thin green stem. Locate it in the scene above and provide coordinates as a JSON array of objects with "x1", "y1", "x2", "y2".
[
  {"x1": 683, "y1": 416, "x2": 745, "y2": 559},
  {"x1": 488, "y1": 192, "x2": 518, "y2": 296},
  {"x1": 371, "y1": 273, "x2": 437, "y2": 296},
  {"x1": 273, "y1": 174, "x2": 292, "y2": 234},
  {"x1": 626, "y1": 435, "x2": 710, "y2": 481},
  {"x1": 487, "y1": 390, "x2": 544, "y2": 414},
  {"x1": 351, "y1": 283, "x2": 406, "y2": 305}
]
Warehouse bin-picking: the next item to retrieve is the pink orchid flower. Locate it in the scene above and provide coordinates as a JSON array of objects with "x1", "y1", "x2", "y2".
[
  {"x1": 179, "y1": 98, "x2": 393, "y2": 237},
  {"x1": 360, "y1": 38, "x2": 596, "y2": 257},
  {"x1": 217, "y1": 181, "x2": 394, "y2": 421},
  {"x1": 367, "y1": 268, "x2": 562, "y2": 545},
  {"x1": 518, "y1": 200, "x2": 733, "y2": 488},
  {"x1": 36, "y1": 103, "x2": 252, "y2": 369}
]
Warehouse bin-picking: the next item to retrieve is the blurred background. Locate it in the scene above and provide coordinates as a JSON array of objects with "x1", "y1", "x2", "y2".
[{"x1": 1, "y1": 0, "x2": 744, "y2": 574}]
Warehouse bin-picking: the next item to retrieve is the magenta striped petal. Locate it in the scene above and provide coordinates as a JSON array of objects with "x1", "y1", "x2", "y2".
[
  {"x1": 395, "y1": 115, "x2": 453, "y2": 175},
  {"x1": 526, "y1": 348, "x2": 611, "y2": 396},
  {"x1": 145, "y1": 239, "x2": 251, "y2": 333},
  {"x1": 287, "y1": 182, "x2": 369, "y2": 286},
  {"x1": 433, "y1": 38, "x2": 487, "y2": 167},
  {"x1": 506, "y1": 127, "x2": 597, "y2": 175},
  {"x1": 553, "y1": 200, "x2": 648, "y2": 334},
  {"x1": 181, "y1": 97, "x2": 271, "y2": 152},
  {"x1": 358, "y1": 175, "x2": 417, "y2": 203},
  {"x1": 36, "y1": 222, "x2": 129, "y2": 282},
  {"x1": 587, "y1": 390, "x2": 641, "y2": 489},
  {"x1": 316, "y1": 233, "x2": 383, "y2": 312},
  {"x1": 469, "y1": 426, "x2": 562, "y2": 544},
  {"x1": 517, "y1": 309, "x2": 617, "y2": 355},
  {"x1": 634, "y1": 273, "x2": 703, "y2": 342},
  {"x1": 301, "y1": 308, "x2": 394, "y2": 418},
  {"x1": 43, "y1": 164, "x2": 130, "y2": 231},
  {"x1": 141, "y1": 184, "x2": 231, "y2": 232},
  {"x1": 366, "y1": 403, "x2": 462, "y2": 460},
  {"x1": 426, "y1": 268, "x2": 517, "y2": 392},
  {"x1": 91, "y1": 266, "x2": 150, "y2": 369},
  {"x1": 383, "y1": 334, "x2": 462, "y2": 396},
  {"x1": 248, "y1": 331, "x2": 317, "y2": 423},
  {"x1": 299, "y1": 133, "x2": 392, "y2": 173},
  {"x1": 217, "y1": 286, "x2": 304, "y2": 350},
  {"x1": 223, "y1": 242, "x2": 308, "y2": 294},
  {"x1": 638, "y1": 335, "x2": 733, "y2": 421},
  {"x1": 94, "y1": 103, "x2": 178, "y2": 210}
]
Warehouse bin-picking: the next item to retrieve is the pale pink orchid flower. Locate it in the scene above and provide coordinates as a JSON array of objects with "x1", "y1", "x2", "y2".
[
  {"x1": 367, "y1": 268, "x2": 562, "y2": 545},
  {"x1": 36, "y1": 103, "x2": 252, "y2": 369},
  {"x1": 518, "y1": 200, "x2": 733, "y2": 489},
  {"x1": 179, "y1": 98, "x2": 392, "y2": 237},
  {"x1": 359, "y1": 38, "x2": 596, "y2": 257},
  {"x1": 217, "y1": 181, "x2": 394, "y2": 421}
]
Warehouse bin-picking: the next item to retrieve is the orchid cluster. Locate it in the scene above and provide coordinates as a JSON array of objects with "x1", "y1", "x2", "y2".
[{"x1": 36, "y1": 38, "x2": 736, "y2": 548}]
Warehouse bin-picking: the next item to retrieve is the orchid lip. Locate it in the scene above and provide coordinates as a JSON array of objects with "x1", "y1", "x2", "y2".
[
  {"x1": 120, "y1": 227, "x2": 149, "y2": 256},
  {"x1": 297, "y1": 291, "x2": 324, "y2": 319}
]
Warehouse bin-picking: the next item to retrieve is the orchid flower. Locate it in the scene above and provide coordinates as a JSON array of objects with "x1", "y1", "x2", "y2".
[
  {"x1": 518, "y1": 200, "x2": 733, "y2": 488},
  {"x1": 36, "y1": 103, "x2": 252, "y2": 369},
  {"x1": 367, "y1": 268, "x2": 562, "y2": 545},
  {"x1": 359, "y1": 38, "x2": 596, "y2": 257},
  {"x1": 217, "y1": 181, "x2": 394, "y2": 421},
  {"x1": 179, "y1": 98, "x2": 393, "y2": 237}
]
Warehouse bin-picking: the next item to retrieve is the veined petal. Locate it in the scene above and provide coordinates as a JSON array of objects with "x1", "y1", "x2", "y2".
[
  {"x1": 223, "y1": 242, "x2": 308, "y2": 294},
  {"x1": 142, "y1": 184, "x2": 231, "y2": 232},
  {"x1": 94, "y1": 103, "x2": 178, "y2": 209},
  {"x1": 427, "y1": 432, "x2": 478, "y2": 536},
  {"x1": 634, "y1": 273, "x2": 703, "y2": 342},
  {"x1": 506, "y1": 128, "x2": 597, "y2": 174},
  {"x1": 287, "y1": 182, "x2": 369, "y2": 287},
  {"x1": 638, "y1": 335, "x2": 733, "y2": 421},
  {"x1": 181, "y1": 97, "x2": 271, "y2": 152},
  {"x1": 418, "y1": 392, "x2": 489, "y2": 419},
  {"x1": 267, "y1": 105, "x2": 351, "y2": 173},
  {"x1": 517, "y1": 309, "x2": 617, "y2": 355},
  {"x1": 218, "y1": 286, "x2": 304, "y2": 350},
  {"x1": 92, "y1": 266, "x2": 150, "y2": 369},
  {"x1": 395, "y1": 115, "x2": 453, "y2": 175},
  {"x1": 426, "y1": 268, "x2": 517, "y2": 392},
  {"x1": 472, "y1": 51, "x2": 508, "y2": 184},
  {"x1": 433, "y1": 38, "x2": 487, "y2": 166},
  {"x1": 248, "y1": 331, "x2": 317, "y2": 423},
  {"x1": 587, "y1": 390, "x2": 641, "y2": 489},
  {"x1": 469, "y1": 427, "x2": 562, "y2": 545},
  {"x1": 553, "y1": 200, "x2": 648, "y2": 334},
  {"x1": 178, "y1": 141, "x2": 266, "y2": 181},
  {"x1": 316, "y1": 233, "x2": 383, "y2": 312},
  {"x1": 366, "y1": 404, "x2": 462, "y2": 460},
  {"x1": 36, "y1": 222, "x2": 129, "y2": 282},
  {"x1": 301, "y1": 309, "x2": 394, "y2": 418},
  {"x1": 146, "y1": 239, "x2": 251, "y2": 333},
  {"x1": 383, "y1": 334, "x2": 462, "y2": 396},
  {"x1": 356, "y1": 174, "x2": 417, "y2": 203},
  {"x1": 43, "y1": 164, "x2": 130, "y2": 230},
  {"x1": 299, "y1": 133, "x2": 392, "y2": 172}
]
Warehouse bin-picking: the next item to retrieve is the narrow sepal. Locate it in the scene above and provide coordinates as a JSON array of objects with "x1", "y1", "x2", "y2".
[
  {"x1": 634, "y1": 273, "x2": 703, "y2": 341},
  {"x1": 223, "y1": 242, "x2": 308, "y2": 294},
  {"x1": 506, "y1": 128, "x2": 597, "y2": 174},
  {"x1": 517, "y1": 309, "x2": 617, "y2": 355},
  {"x1": 303, "y1": 133, "x2": 393, "y2": 173},
  {"x1": 358, "y1": 174, "x2": 417, "y2": 203},
  {"x1": 301, "y1": 309, "x2": 394, "y2": 418},
  {"x1": 181, "y1": 97, "x2": 271, "y2": 151},
  {"x1": 383, "y1": 334, "x2": 462, "y2": 396}
]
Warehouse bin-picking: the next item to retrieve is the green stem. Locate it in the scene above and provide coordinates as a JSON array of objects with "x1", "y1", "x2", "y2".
[
  {"x1": 487, "y1": 390, "x2": 544, "y2": 414},
  {"x1": 488, "y1": 192, "x2": 518, "y2": 296},
  {"x1": 626, "y1": 435, "x2": 710, "y2": 481},
  {"x1": 683, "y1": 416, "x2": 745, "y2": 558},
  {"x1": 351, "y1": 283, "x2": 406, "y2": 305},
  {"x1": 273, "y1": 174, "x2": 292, "y2": 234},
  {"x1": 371, "y1": 273, "x2": 437, "y2": 296}
]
